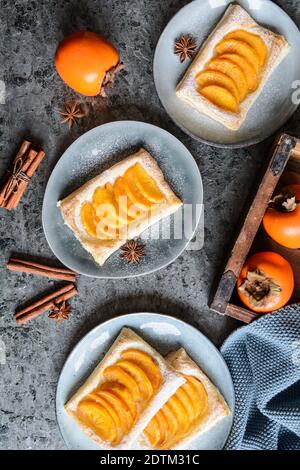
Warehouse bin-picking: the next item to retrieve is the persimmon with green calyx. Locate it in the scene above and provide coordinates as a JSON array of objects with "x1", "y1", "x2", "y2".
[
  {"x1": 263, "y1": 184, "x2": 300, "y2": 249},
  {"x1": 55, "y1": 31, "x2": 120, "y2": 96},
  {"x1": 237, "y1": 252, "x2": 294, "y2": 313}
]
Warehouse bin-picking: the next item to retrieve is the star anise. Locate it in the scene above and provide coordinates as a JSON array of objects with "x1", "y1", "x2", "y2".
[
  {"x1": 174, "y1": 36, "x2": 197, "y2": 63},
  {"x1": 58, "y1": 102, "x2": 85, "y2": 128},
  {"x1": 120, "y1": 239, "x2": 145, "y2": 264},
  {"x1": 100, "y1": 62, "x2": 125, "y2": 97},
  {"x1": 48, "y1": 300, "x2": 71, "y2": 325}
]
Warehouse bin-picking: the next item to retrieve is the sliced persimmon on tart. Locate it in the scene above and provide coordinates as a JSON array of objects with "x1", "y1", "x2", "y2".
[
  {"x1": 64, "y1": 328, "x2": 184, "y2": 449},
  {"x1": 121, "y1": 348, "x2": 162, "y2": 391},
  {"x1": 101, "y1": 381, "x2": 137, "y2": 421},
  {"x1": 76, "y1": 400, "x2": 119, "y2": 444},
  {"x1": 140, "y1": 348, "x2": 230, "y2": 450},
  {"x1": 206, "y1": 57, "x2": 248, "y2": 101},
  {"x1": 215, "y1": 38, "x2": 261, "y2": 73},
  {"x1": 224, "y1": 29, "x2": 267, "y2": 67},
  {"x1": 95, "y1": 389, "x2": 134, "y2": 432},
  {"x1": 58, "y1": 148, "x2": 182, "y2": 266},
  {"x1": 219, "y1": 53, "x2": 258, "y2": 91},
  {"x1": 176, "y1": 4, "x2": 289, "y2": 130},
  {"x1": 196, "y1": 70, "x2": 240, "y2": 101},
  {"x1": 200, "y1": 85, "x2": 239, "y2": 113}
]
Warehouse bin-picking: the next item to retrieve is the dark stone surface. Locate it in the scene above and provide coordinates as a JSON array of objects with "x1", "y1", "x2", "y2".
[{"x1": 0, "y1": 0, "x2": 299, "y2": 449}]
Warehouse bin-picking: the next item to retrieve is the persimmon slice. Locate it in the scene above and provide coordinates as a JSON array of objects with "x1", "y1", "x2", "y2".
[
  {"x1": 168, "y1": 395, "x2": 189, "y2": 433},
  {"x1": 144, "y1": 416, "x2": 161, "y2": 446},
  {"x1": 207, "y1": 58, "x2": 247, "y2": 100},
  {"x1": 117, "y1": 360, "x2": 153, "y2": 402},
  {"x1": 215, "y1": 39, "x2": 260, "y2": 73},
  {"x1": 175, "y1": 387, "x2": 195, "y2": 421},
  {"x1": 92, "y1": 186, "x2": 114, "y2": 206},
  {"x1": 225, "y1": 29, "x2": 267, "y2": 67},
  {"x1": 200, "y1": 85, "x2": 239, "y2": 113},
  {"x1": 88, "y1": 393, "x2": 124, "y2": 442},
  {"x1": 219, "y1": 53, "x2": 258, "y2": 91},
  {"x1": 123, "y1": 168, "x2": 151, "y2": 209},
  {"x1": 196, "y1": 70, "x2": 240, "y2": 100},
  {"x1": 114, "y1": 177, "x2": 145, "y2": 219},
  {"x1": 181, "y1": 382, "x2": 200, "y2": 417},
  {"x1": 185, "y1": 376, "x2": 208, "y2": 418},
  {"x1": 161, "y1": 402, "x2": 179, "y2": 436},
  {"x1": 113, "y1": 177, "x2": 130, "y2": 207},
  {"x1": 95, "y1": 203, "x2": 119, "y2": 230},
  {"x1": 155, "y1": 410, "x2": 168, "y2": 445},
  {"x1": 103, "y1": 365, "x2": 141, "y2": 403},
  {"x1": 80, "y1": 202, "x2": 97, "y2": 237},
  {"x1": 101, "y1": 382, "x2": 137, "y2": 420},
  {"x1": 93, "y1": 185, "x2": 130, "y2": 226},
  {"x1": 130, "y1": 164, "x2": 165, "y2": 204},
  {"x1": 121, "y1": 349, "x2": 162, "y2": 390},
  {"x1": 96, "y1": 389, "x2": 133, "y2": 432},
  {"x1": 77, "y1": 399, "x2": 118, "y2": 444}
]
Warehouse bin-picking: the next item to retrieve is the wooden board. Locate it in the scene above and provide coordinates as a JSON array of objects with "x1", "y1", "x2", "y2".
[{"x1": 210, "y1": 133, "x2": 299, "y2": 323}]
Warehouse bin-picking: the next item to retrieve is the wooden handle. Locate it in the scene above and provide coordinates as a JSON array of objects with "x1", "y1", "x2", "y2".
[{"x1": 225, "y1": 303, "x2": 259, "y2": 324}]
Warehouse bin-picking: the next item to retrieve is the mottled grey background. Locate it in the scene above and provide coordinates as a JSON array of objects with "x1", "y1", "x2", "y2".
[{"x1": 0, "y1": 0, "x2": 299, "y2": 450}]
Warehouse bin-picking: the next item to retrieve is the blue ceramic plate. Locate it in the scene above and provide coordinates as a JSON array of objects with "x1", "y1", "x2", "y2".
[
  {"x1": 154, "y1": 0, "x2": 300, "y2": 148},
  {"x1": 56, "y1": 313, "x2": 234, "y2": 450},
  {"x1": 42, "y1": 121, "x2": 202, "y2": 278}
]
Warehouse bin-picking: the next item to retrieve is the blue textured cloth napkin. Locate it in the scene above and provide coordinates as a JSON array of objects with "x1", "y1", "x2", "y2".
[{"x1": 221, "y1": 305, "x2": 300, "y2": 450}]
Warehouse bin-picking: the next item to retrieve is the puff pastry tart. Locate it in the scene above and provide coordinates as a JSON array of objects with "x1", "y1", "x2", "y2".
[
  {"x1": 140, "y1": 348, "x2": 230, "y2": 450},
  {"x1": 65, "y1": 328, "x2": 185, "y2": 450},
  {"x1": 58, "y1": 148, "x2": 182, "y2": 266},
  {"x1": 176, "y1": 4, "x2": 289, "y2": 130}
]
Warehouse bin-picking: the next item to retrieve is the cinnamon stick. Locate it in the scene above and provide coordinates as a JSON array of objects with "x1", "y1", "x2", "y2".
[
  {"x1": 6, "y1": 149, "x2": 46, "y2": 210},
  {"x1": 15, "y1": 283, "x2": 77, "y2": 325},
  {"x1": 14, "y1": 283, "x2": 74, "y2": 318},
  {"x1": 3, "y1": 149, "x2": 37, "y2": 209},
  {"x1": 7, "y1": 258, "x2": 76, "y2": 282},
  {"x1": 0, "y1": 140, "x2": 32, "y2": 206}
]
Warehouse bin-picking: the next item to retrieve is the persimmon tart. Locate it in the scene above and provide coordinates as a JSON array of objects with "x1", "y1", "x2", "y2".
[
  {"x1": 64, "y1": 328, "x2": 184, "y2": 449},
  {"x1": 176, "y1": 4, "x2": 289, "y2": 130},
  {"x1": 58, "y1": 148, "x2": 182, "y2": 266},
  {"x1": 140, "y1": 348, "x2": 230, "y2": 450}
]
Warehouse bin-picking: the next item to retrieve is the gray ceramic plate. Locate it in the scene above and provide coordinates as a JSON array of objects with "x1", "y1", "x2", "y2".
[
  {"x1": 154, "y1": 0, "x2": 300, "y2": 148},
  {"x1": 42, "y1": 121, "x2": 202, "y2": 278},
  {"x1": 56, "y1": 312, "x2": 234, "y2": 450}
]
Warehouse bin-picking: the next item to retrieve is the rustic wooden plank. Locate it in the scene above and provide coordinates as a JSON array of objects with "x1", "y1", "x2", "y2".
[
  {"x1": 210, "y1": 133, "x2": 298, "y2": 321},
  {"x1": 225, "y1": 134, "x2": 297, "y2": 277}
]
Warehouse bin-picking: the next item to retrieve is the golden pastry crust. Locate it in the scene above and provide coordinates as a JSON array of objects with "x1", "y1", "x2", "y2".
[
  {"x1": 139, "y1": 348, "x2": 230, "y2": 450},
  {"x1": 58, "y1": 148, "x2": 182, "y2": 266},
  {"x1": 65, "y1": 328, "x2": 185, "y2": 450},
  {"x1": 176, "y1": 4, "x2": 289, "y2": 130}
]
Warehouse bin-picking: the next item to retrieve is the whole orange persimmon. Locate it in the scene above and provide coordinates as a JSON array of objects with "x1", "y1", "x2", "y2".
[
  {"x1": 263, "y1": 184, "x2": 300, "y2": 249},
  {"x1": 237, "y1": 252, "x2": 294, "y2": 313},
  {"x1": 55, "y1": 31, "x2": 119, "y2": 96}
]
